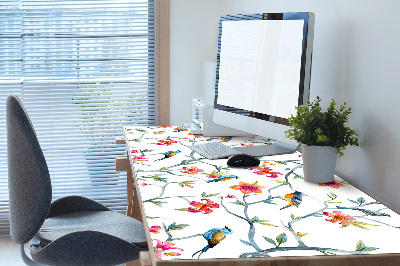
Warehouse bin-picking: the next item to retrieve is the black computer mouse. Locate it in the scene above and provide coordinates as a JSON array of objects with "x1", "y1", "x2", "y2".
[{"x1": 227, "y1": 154, "x2": 260, "y2": 167}]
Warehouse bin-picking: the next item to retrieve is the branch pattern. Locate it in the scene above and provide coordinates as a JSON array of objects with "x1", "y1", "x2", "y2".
[{"x1": 124, "y1": 126, "x2": 400, "y2": 260}]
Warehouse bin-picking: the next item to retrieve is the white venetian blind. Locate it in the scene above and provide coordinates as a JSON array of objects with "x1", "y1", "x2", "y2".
[{"x1": 0, "y1": 0, "x2": 159, "y2": 236}]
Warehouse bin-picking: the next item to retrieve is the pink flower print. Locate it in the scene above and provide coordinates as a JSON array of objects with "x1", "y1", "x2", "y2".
[
  {"x1": 251, "y1": 165, "x2": 282, "y2": 178},
  {"x1": 131, "y1": 150, "x2": 138, "y2": 153},
  {"x1": 157, "y1": 139, "x2": 177, "y2": 146},
  {"x1": 206, "y1": 173, "x2": 218, "y2": 179},
  {"x1": 205, "y1": 170, "x2": 225, "y2": 180},
  {"x1": 149, "y1": 225, "x2": 162, "y2": 234},
  {"x1": 323, "y1": 211, "x2": 356, "y2": 226},
  {"x1": 132, "y1": 155, "x2": 148, "y2": 162},
  {"x1": 141, "y1": 183, "x2": 148, "y2": 187},
  {"x1": 226, "y1": 194, "x2": 237, "y2": 198},
  {"x1": 188, "y1": 198, "x2": 219, "y2": 214},
  {"x1": 153, "y1": 239, "x2": 183, "y2": 259},
  {"x1": 319, "y1": 179, "x2": 345, "y2": 189}
]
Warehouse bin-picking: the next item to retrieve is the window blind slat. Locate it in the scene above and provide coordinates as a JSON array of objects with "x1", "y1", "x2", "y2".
[{"x1": 0, "y1": 0, "x2": 159, "y2": 236}]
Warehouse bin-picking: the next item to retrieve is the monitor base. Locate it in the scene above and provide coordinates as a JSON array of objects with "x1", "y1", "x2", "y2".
[{"x1": 233, "y1": 141, "x2": 298, "y2": 157}]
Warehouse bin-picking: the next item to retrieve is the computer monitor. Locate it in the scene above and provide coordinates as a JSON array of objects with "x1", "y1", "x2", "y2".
[{"x1": 213, "y1": 12, "x2": 315, "y2": 156}]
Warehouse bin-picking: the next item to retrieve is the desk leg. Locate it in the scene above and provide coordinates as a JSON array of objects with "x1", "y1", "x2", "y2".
[
  {"x1": 115, "y1": 155, "x2": 143, "y2": 222},
  {"x1": 126, "y1": 168, "x2": 134, "y2": 218},
  {"x1": 125, "y1": 252, "x2": 151, "y2": 266},
  {"x1": 127, "y1": 169, "x2": 143, "y2": 223}
]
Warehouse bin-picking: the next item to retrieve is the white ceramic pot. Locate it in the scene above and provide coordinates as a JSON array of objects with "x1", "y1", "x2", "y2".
[{"x1": 301, "y1": 144, "x2": 338, "y2": 183}]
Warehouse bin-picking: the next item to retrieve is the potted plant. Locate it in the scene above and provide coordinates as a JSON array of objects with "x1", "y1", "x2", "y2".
[{"x1": 285, "y1": 96, "x2": 359, "y2": 183}]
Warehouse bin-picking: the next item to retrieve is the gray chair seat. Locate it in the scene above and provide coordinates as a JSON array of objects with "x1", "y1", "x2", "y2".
[
  {"x1": 37, "y1": 211, "x2": 147, "y2": 248},
  {"x1": 7, "y1": 94, "x2": 148, "y2": 265}
]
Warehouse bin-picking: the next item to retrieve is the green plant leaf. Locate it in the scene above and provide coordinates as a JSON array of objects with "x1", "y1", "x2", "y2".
[
  {"x1": 350, "y1": 221, "x2": 379, "y2": 230},
  {"x1": 263, "y1": 236, "x2": 276, "y2": 246},
  {"x1": 203, "y1": 193, "x2": 220, "y2": 198},
  {"x1": 290, "y1": 214, "x2": 302, "y2": 220},
  {"x1": 293, "y1": 173, "x2": 304, "y2": 179},
  {"x1": 168, "y1": 224, "x2": 189, "y2": 231},
  {"x1": 318, "y1": 250, "x2": 337, "y2": 256},
  {"x1": 258, "y1": 222, "x2": 279, "y2": 227},
  {"x1": 276, "y1": 233, "x2": 288, "y2": 246},
  {"x1": 178, "y1": 181, "x2": 196, "y2": 188},
  {"x1": 153, "y1": 177, "x2": 167, "y2": 183},
  {"x1": 357, "y1": 197, "x2": 366, "y2": 205},
  {"x1": 230, "y1": 200, "x2": 245, "y2": 206},
  {"x1": 328, "y1": 193, "x2": 338, "y2": 200},
  {"x1": 150, "y1": 200, "x2": 165, "y2": 207},
  {"x1": 355, "y1": 240, "x2": 378, "y2": 252},
  {"x1": 285, "y1": 97, "x2": 359, "y2": 157},
  {"x1": 175, "y1": 208, "x2": 189, "y2": 212},
  {"x1": 251, "y1": 216, "x2": 259, "y2": 223},
  {"x1": 356, "y1": 240, "x2": 365, "y2": 251}
]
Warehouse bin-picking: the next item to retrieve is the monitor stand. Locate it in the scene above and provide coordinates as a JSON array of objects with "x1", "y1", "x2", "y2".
[{"x1": 232, "y1": 141, "x2": 298, "y2": 157}]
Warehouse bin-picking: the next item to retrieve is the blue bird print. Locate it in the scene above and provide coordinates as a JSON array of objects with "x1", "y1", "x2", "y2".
[
  {"x1": 336, "y1": 206, "x2": 390, "y2": 217},
  {"x1": 206, "y1": 174, "x2": 239, "y2": 183},
  {"x1": 192, "y1": 226, "x2": 233, "y2": 258},
  {"x1": 156, "y1": 150, "x2": 181, "y2": 161},
  {"x1": 221, "y1": 136, "x2": 233, "y2": 142},
  {"x1": 280, "y1": 191, "x2": 304, "y2": 210},
  {"x1": 173, "y1": 126, "x2": 188, "y2": 132}
]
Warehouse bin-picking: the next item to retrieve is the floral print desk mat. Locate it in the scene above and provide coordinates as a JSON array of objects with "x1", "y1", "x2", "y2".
[{"x1": 124, "y1": 126, "x2": 400, "y2": 260}]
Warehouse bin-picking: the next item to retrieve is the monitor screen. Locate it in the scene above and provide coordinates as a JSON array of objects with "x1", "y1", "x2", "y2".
[
  {"x1": 217, "y1": 19, "x2": 304, "y2": 118},
  {"x1": 213, "y1": 13, "x2": 314, "y2": 156}
]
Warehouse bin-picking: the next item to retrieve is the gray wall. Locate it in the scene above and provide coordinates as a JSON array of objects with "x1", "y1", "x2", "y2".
[{"x1": 170, "y1": 0, "x2": 400, "y2": 212}]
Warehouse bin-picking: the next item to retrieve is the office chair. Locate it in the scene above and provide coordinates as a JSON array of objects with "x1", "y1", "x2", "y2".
[{"x1": 6, "y1": 94, "x2": 148, "y2": 265}]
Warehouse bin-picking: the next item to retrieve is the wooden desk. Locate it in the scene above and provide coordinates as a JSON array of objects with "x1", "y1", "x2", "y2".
[{"x1": 117, "y1": 126, "x2": 400, "y2": 266}]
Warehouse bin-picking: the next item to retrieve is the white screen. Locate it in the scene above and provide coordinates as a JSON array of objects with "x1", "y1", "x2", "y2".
[{"x1": 217, "y1": 20, "x2": 304, "y2": 118}]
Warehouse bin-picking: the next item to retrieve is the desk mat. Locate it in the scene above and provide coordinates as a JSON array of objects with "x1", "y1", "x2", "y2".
[{"x1": 124, "y1": 126, "x2": 400, "y2": 260}]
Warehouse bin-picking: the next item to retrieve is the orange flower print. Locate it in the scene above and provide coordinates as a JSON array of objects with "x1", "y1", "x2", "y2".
[
  {"x1": 323, "y1": 211, "x2": 356, "y2": 226},
  {"x1": 181, "y1": 166, "x2": 204, "y2": 174},
  {"x1": 230, "y1": 181, "x2": 265, "y2": 194},
  {"x1": 188, "y1": 133, "x2": 203, "y2": 137},
  {"x1": 319, "y1": 179, "x2": 345, "y2": 189},
  {"x1": 188, "y1": 198, "x2": 219, "y2": 214},
  {"x1": 251, "y1": 164, "x2": 282, "y2": 178},
  {"x1": 157, "y1": 139, "x2": 177, "y2": 146}
]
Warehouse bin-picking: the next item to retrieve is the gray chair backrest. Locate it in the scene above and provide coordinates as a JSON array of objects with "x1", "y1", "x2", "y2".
[{"x1": 7, "y1": 94, "x2": 52, "y2": 244}]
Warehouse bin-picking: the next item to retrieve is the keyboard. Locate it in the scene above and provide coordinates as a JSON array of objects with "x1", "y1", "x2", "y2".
[{"x1": 189, "y1": 142, "x2": 242, "y2": 159}]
